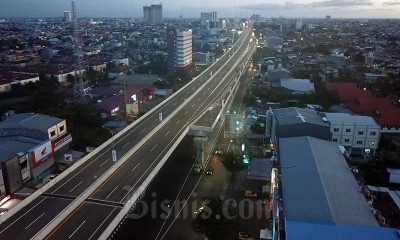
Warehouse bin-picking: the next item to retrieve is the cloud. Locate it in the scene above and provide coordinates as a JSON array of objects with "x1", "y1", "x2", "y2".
[
  {"x1": 238, "y1": 2, "x2": 302, "y2": 11},
  {"x1": 382, "y1": 1, "x2": 400, "y2": 5},
  {"x1": 306, "y1": 0, "x2": 373, "y2": 8}
]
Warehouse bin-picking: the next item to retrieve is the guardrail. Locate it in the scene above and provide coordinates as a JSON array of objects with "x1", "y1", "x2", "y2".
[
  {"x1": 31, "y1": 28, "x2": 252, "y2": 240},
  {"x1": 98, "y1": 32, "x2": 255, "y2": 240},
  {"x1": 98, "y1": 126, "x2": 190, "y2": 240}
]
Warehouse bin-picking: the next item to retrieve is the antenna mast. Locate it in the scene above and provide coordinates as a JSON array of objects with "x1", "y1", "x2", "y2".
[{"x1": 72, "y1": 1, "x2": 85, "y2": 100}]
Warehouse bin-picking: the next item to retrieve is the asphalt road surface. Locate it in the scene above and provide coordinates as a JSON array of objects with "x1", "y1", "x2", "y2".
[{"x1": 0, "y1": 28, "x2": 254, "y2": 240}]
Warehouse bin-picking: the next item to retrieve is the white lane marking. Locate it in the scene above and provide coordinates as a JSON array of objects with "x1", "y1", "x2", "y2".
[
  {"x1": 69, "y1": 220, "x2": 86, "y2": 239},
  {"x1": 122, "y1": 141, "x2": 130, "y2": 149},
  {"x1": 153, "y1": 118, "x2": 158, "y2": 123},
  {"x1": 191, "y1": 103, "x2": 195, "y2": 108},
  {"x1": 154, "y1": 164, "x2": 195, "y2": 240},
  {"x1": 131, "y1": 162, "x2": 141, "y2": 172},
  {"x1": 24, "y1": 212, "x2": 45, "y2": 229},
  {"x1": 175, "y1": 120, "x2": 180, "y2": 125},
  {"x1": 139, "y1": 128, "x2": 146, "y2": 134},
  {"x1": 69, "y1": 181, "x2": 83, "y2": 193},
  {"x1": 165, "y1": 131, "x2": 170, "y2": 137},
  {"x1": 87, "y1": 208, "x2": 117, "y2": 240},
  {"x1": 100, "y1": 159, "x2": 109, "y2": 168},
  {"x1": 184, "y1": 111, "x2": 188, "y2": 115},
  {"x1": 0, "y1": 198, "x2": 47, "y2": 234},
  {"x1": 106, "y1": 186, "x2": 119, "y2": 200},
  {"x1": 150, "y1": 144, "x2": 158, "y2": 152}
]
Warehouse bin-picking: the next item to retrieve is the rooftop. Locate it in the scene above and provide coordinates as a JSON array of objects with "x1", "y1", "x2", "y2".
[
  {"x1": 327, "y1": 82, "x2": 400, "y2": 126},
  {"x1": 272, "y1": 107, "x2": 328, "y2": 126},
  {"x1": 0, "y1": 136, "x2": 41, "y2": 163},
  {"x1": 279, "y1": 136, "x2": 378, "y2": 226},
  {"x1": 285, "y1": 220, "x2": 400, "y2": 240},
  {"x1": 280, "y1": 78, "x2": 315, "y2": 93},
  {"x1": 324, "y1": 112, "x2": 379, "y2": 126},
  {"x1": 0, "y1": 113, "x2": 63, "y2": 131}
]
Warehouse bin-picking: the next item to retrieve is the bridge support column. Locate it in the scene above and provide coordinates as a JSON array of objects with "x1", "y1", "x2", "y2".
[{"x1": 193, "y1": 137, "x2": 207, "y2": 168}]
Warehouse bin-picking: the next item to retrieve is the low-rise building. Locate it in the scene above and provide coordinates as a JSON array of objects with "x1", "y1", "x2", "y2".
[
  {"x1": 267, "y1": 107, "x2": 332, "y2": 145},
  {"x1": 0, "y1": 113, "x2": 72, "y2": 198},
  {"x1": 280, "y1": 78, "x2": 315, "y2": 94},
  {"x1": 324, "y1": 113, "x2": 380, "y2": 156},
  {"x1": 270, "y1": 136, "x2": 400, "y2": 240}
]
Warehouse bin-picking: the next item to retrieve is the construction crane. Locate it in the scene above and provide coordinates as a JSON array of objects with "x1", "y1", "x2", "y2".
[{"x1": 71, "y1": 0, "x2": 85, "y2": 100}]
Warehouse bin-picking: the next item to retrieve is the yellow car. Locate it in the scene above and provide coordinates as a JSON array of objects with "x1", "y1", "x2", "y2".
[
  {"x1": 244, "y1": 190, "x2": 258, "y2": 198},
  {"x1": 239, "y1": 232, "x2": 255, "y2": 240}
]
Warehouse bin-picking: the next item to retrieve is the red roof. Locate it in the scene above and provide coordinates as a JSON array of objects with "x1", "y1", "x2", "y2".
[{"x1": 327, "y1": 82, "x2": 400, "y2": 126}]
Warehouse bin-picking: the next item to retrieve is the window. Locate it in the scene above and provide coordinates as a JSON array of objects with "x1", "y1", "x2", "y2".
[
  {"x1": 370, "y1": 131, "x2": 376, "y2": 136},
  {"x1": 344, "y1": 139, "x2": 350, "y2": 143},
  {"x1": 346, "y1": 129, "x2": 351, "y2": 133},
  {"x1": 20, "y1": 161, "x2": 27, "y2": 170},
  {"x1": 59, "y1": 125, "x2": 65, "y2": 132},
  {"x1": 356, "y1": 140, "x2": 363, "y2": 145},
  {"x1": 333, "y1": 128, "x2": 339, "y2": 132},
  {"x1": 50, "y1": 130, "x2": 56, "y2": 137},
  {"x1": 358, "y1": 131, "x2": 364, "y2": 135},
  {"x1": 332, "y1": 138, "x2": 338, "y2": 142}
]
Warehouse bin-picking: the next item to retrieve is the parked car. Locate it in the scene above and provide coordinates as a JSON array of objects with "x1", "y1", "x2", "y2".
[
  {"x1": 206, "y1": 167, "x2": 214, "y2": 175},
  {"x1": 244, "y1": 190, "x2": 258, "y2": 198},
  {"x1": 239, "y1": 232, "x2": 255, "y2": 240}
]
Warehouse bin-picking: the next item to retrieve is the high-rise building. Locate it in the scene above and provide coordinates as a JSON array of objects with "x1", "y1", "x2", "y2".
[
  {"x1": 167, "y1": 28, "x2": 193, "y2": 73},
  {"x1": 143, "y1": 6, "x2": 151, "y2": 22},
  {"x1": 63, "y1": 11, "x2": 72, "y2": 22},
  {"x1": 201, "y1": 12, "x2": 217, "y2": 28},
  {"x1": 143, "y1": 4, "x2": 162, "y2": 25},
  {"x1": 295, "y1": 19, "x2": 303, "y2": 30}
]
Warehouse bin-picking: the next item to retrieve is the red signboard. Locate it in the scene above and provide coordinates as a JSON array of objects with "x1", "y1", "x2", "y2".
[{"x1": 31, "y1": 140, "x2": 54, "y2": 168}]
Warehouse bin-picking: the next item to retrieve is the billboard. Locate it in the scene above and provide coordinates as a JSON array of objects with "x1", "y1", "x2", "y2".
[
  {"x1": 54, "y1": 133, "x2": 72, "y2": 152},
  {"x1": 30, "y1": 140, "x2": 54, "y2": 168}
]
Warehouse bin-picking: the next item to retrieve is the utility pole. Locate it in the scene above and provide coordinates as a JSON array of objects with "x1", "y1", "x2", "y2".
[{"x1": 72, "y1": 1, "x2": 85, "y2": 100}]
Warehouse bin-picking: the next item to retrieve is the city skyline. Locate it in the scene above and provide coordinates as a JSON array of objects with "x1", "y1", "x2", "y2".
[{"x1": 0, "y1": 0, "x2": 400, "y2": 19}]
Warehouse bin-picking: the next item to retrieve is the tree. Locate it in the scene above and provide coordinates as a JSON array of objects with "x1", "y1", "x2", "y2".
[
  {"x1": 202, "y1": 43, "x2": 211, "y2": 53},
  {"x1": 66, "y1": 74, "x2": 75, "y2": 84},
  {"x1": 353, "y1": 52, "x2": 365, "y2": 63},
  {"x1": 194, "y1": 197, "x2": 237, "y2": 240},
  {"x1": 220, "y1": 152, "x2": 245, "y2": 173}
]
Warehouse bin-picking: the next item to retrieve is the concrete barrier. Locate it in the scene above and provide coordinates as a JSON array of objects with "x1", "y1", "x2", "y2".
[{"x1": 98, "y1": 127, "x2": 190, "y2": 240}]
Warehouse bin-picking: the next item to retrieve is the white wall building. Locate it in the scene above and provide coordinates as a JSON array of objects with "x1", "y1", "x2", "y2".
[
  {"x1": 324, "y1": 113, "x2": 380, "y2": 156},
  {"x1": 63, "y1": 11, "x2": 72, "y2": 22},
  {"x1": 175, "y1": 30, "x2": 192, "y2": 68}
]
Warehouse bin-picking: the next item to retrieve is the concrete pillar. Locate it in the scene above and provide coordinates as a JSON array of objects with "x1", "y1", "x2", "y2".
[{"x1": 193, "y1": 137, "x2": 207, "y2": 167}]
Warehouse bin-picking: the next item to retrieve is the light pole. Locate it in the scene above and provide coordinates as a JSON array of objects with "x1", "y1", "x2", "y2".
[{"x1": 103, "y1": 126, "x2": 117, "y2": 162}]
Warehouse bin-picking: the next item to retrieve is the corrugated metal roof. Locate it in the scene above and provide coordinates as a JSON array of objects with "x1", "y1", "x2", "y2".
[
  {"x1": 0, "y1": 113, "x2": 63, "y2": 131},
  {"x1": 280, "y1": 78, "x2": 315, "y2": 93},
  {"x1": 272, "y1": 107, "x2": 329, "y2": 126},
  {"x1": 285, "y1": 220, "x2": 400, "y2": 240},
  {"x1": 279, "y1": 136, "x2": 378, "y2": 226},
  {"x1": 324, "y1": 112, "x2": 379, "y2": 126}
]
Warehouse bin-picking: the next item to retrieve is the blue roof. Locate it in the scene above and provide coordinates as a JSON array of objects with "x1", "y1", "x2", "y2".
[
  {"x1": 279, "y1": 136, "x2": 378, "y2": 226},
  {"x1": 285, "y1": 219, "x2": 400, "y2": 240}
]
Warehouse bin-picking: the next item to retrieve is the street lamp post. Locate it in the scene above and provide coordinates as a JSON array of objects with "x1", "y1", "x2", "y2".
[{"x1": 103, "y1": 127, "x2": 117, "y2": 162}]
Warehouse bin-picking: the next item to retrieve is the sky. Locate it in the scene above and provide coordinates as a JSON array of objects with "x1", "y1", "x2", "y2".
[{"x1": 0, "y1": 0, "x2": 400, "y2": 19}]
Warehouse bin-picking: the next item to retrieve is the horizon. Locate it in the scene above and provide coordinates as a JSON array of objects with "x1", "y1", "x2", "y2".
[{"x1": 0, "y1": 0, "x2": 400, "y2": 19}]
